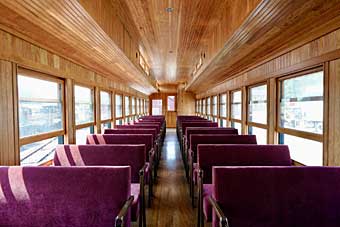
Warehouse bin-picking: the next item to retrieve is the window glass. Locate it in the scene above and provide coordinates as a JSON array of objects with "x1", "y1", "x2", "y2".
[
  {"x1": 248, "y1": 126, "x2": 267, "y2": 144},
  {"x1": 152, "y1": 99, "x2": 162, "y2": 115},
  {"x1": 101, "y1": 122, "x2": 111, "y2": 132},
  {"x1": 137, "y1": 98, "x2": 140, "y2": 114},
  {"x1": 207, "y1": 97, "x2": 211, "y2": 115},
  {"x1": 125, "y1": 96, "x2": 130, "y2": 116},
  {"x1": 131, "y1": 97, "x2": 136, "y2": 115},
  {"x1": 116, "y1": 119, "x2": 123, "y2": 126},
  {"x1": 202, "y1": 99, "x2": 206, "y2": 114},
  {"x1": 279, "y1": 134, "x2": 322, "y2": 166},
  {"x1": 280, "y1": 71, "x2": 323, "y2": 134},
  {"x1": 220, "y1": 94, "x2": 227, "y2": 117},
  {"x1": 168, "y1": 96, "x2": 175, "y2": 111},
  {"x1": 76, "y1": 126, "x2": 93, "y2": 145},
  {"x1": 115, "y1": 94, "x2": 122, "y2": 118},
  {"x1": 20, "y1": 136, "x2": 63, "y2": 166},
  {"x1": 74, "y1": 85, "x2": 94, "y2": 125},
  {"x1": 212, "y1": 96, "x2": 218, "y2": 116},
  {"x1": 100, "y1": 91, "x2": 111, "y2": 121},
  {"x1": 221, "y1": 119, "x2": 227, "y2": 127},
  {"x1": 249, "y1": 85, "x2": 267, "y2": 124},
  {"x1": 231, "y1": 122, "x2": 242, "y2": 134},
  {"x1": 18, "y1": 75, "x2": 63, "y2": 138},
  {"x1": 231, "y1": 91, "x2": 242, "y2": 120}
]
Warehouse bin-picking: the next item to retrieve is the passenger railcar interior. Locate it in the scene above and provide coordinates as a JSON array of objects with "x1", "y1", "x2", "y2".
[{"x1": 0, "y1": 0, "x2": 340, "y2": 226}]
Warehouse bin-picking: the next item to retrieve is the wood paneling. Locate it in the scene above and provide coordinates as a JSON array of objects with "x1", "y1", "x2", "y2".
[
  {"x1": 187, "y1": 0, "x2": 340, "y2": 92},
  {"x1": 121, "y1": 0, "x2": 245, "y2": 84},
  {"x1": 196, "y1": 28, "x2": 340, "y2": 98},
  {"x1": 328, "y1": 59, "x2": 340, "y2": 166},
  {"x1": 0, "y1": 60, "x2": 19, "y2": 165},
  {"x1": 149, "y1": 93, "x2": 177, "y2": 128},
  {"x1": 0, "y1": 29, "x2": 147, "y2": 99},
  {"x1": 177, "y1": 84, "x2": 195, "y2": 116},
  {"x1": 0, "y1": 0, "x2": 157, "y2": 94}
]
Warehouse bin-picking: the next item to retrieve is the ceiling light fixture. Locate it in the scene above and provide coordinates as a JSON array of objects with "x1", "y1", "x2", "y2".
[{"x1": 166, "y1": 7, "x2": 174, "y2": 13}]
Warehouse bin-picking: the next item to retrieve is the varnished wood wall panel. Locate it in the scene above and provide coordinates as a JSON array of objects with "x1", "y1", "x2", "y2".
[
  {"x1": 0, "y1": 60, "x2": 19, "y2": 165},
  {"x1": 177, "y1": 84, "x2": 195, "y2": 116},
  {"x1": 0, "y1": 29, "x2": 147, "y2": 99},
  {"x1": 149, "y1": 93, "x2": 177, "y2": 128},
  {"x1": 196, "y1": 28, "x2": 340, "y2": 98},
  {"x1": 328, "y1": 59, "x2": 340, "y2": 166}
]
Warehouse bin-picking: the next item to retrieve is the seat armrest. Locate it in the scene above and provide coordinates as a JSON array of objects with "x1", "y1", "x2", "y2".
[
  {"x1": 115, "y1": 195, "x2": 134, "y2": 227},
  {"x1": 208, "y1": 196, "x2": 229, "y2": 227}
]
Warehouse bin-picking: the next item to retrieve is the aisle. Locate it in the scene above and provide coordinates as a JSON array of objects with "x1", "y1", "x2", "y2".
[{"x1": 146, "y1": 129, "x2": 196, "y2": 227}]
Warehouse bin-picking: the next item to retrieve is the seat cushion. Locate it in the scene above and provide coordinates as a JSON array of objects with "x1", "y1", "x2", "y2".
[
  {"x1": 203, "y1": 184, "x2": 213, "y2": 222},
  {"x1": 131, "y1": 183, "x2": 141, "y2": 222}
]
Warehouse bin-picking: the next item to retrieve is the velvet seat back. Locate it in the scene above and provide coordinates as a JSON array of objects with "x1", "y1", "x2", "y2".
[
  {"x1": 190, "y1": 135, "x2": 257, "y2": 162},
  {"x1": 0, "y1": 166, "x2": 131, "y2": 227},
  {"x1": 86, "y1": 134, "x2": 153, "y2": 161},
  {"x1": 185, "y1": 127, "x2": 238, "y2": 146},
  {"x1": 133, "y1": 123, "x2": 160, "y2": 131},
  {"x1": 198, "y1": 145, "x2": 291, "y2": 183},
  {"x1": 117, "y1": 125, "x2": 160, "y2": 134},
  {"x1": 104, "y1": 129, "x2": 157, "y2": 143},
  {"x1": 54, "y1": 145, "x2": 145, "y2": 183},
  {"x1": 212, "y1": 166, "x2": 340, "y2": 227},
  {"x1": 181, "y1": 122, "x2": 218, "y2": 136}
]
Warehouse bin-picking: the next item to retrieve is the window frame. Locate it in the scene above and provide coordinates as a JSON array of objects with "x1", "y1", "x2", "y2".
[
  {"x1": 276, "y1": 67, "x2": 324, "y2": 143},
  {"x1": 18, "y1": 69, "x2": 65, "y2": 146}
]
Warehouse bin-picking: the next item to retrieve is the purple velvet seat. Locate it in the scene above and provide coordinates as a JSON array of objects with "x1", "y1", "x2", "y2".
[
  {"x1": 211, "y1": 166, "x2": 340, "y2": 227},
  {"x1": 0, "y1": 166, "x2": 132, "y2": 227},
  {"x1": 188, "y1": 135, "x2": 257, "y2": 207},
  {"x1": 86, "y1": 134, "x2": 154, "y2": 207},
  {"x1": 54, "y1": 145, "x2": 146, "y2": 225},
  {"x1": 197, "y1": 145, "x2": 291, "y2": 222}
]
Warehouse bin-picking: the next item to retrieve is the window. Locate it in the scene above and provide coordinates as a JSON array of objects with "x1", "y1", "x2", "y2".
[
  {"x1": 18, "y1": 71, "x2": 64, "y2": 165},
  {"x1": 145, "y1": 100, "x2": 149, "y2": 115},
  {"x1": 100, "y1": 91, "x2": 111, "y2": 121},
  {"x1": 278, "y1": 70, "x2": 324, "y2": 166},
  {"x1": 220, "y1": 94, "x2": 227, "y2": 118},
  {"x1": 75, "y1": 85, "x2": 94, "y2": 144},
  {"x1": 131, "y1": 97, "x2": 136, "y2": 115},
  {"x1": 18, "y1": 75, "x2": 63, "y2": 138},
  {"x1": 125, "y1": 96, "x2": 130, "y2": 116},
  {"x1": 115, "y1": 94, "x2": 123, "y2": 118},
  {"x1": 152, "y1": 99, "x2": 162, "y2": 115},
  {"x1": 212, "y1": 96, "x2": 218, "y2": 116},
  {"x1": 101, "y1": 122, "x2": 111, "y2": 132},
  {"x1": 249, "y1": 126, "x2": 267, "y2": 144},
  {"x1": 75, "y1": 85, "x2": 94, "y2": 125},
  {"x1": 137, "y1": 98, "x2": 140, "y2": 115},
  {"x1": 231, "y1": 90, "x2": 242, "y2": 120},
  {"x1": 167, "y1": 96, "x2": 175, "y2": 111},
  {"x1": 249, "y1": 85, "x2": 267, "y2": 124},
  {"x1": 198, "y1": 100, "x2": 201, "y2": 115},
  {"x1": 76, "y1": 126, "x2": 94, "y2": 145},
  {"x1": 248, "y1": 84, "x2": 268, "y2": 144},
  {"x1": 202, "y1": 99, "x2": 206, "y2": 115},
  {"x1": 231, "y1": 122, "x2": 242, "y2": 134},
  {"x1": 207, "y1": 97, "x2": 211, "y2": 115},
  {"x1": 280, "y1": 71, "x2": 323, "y2": 134}
]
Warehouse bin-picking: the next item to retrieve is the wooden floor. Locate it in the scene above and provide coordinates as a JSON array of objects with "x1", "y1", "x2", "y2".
[{"x1": 146, "y1": 129, "x2": 197, "y2": 227}]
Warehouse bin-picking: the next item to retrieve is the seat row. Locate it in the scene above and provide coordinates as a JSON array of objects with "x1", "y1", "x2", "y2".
[
  {"x1": 176, "y1": 115, "x2": 340, "y2": 227},
  {"x1": 0, "y1": 115, "x2": 165, "y2": 227}
]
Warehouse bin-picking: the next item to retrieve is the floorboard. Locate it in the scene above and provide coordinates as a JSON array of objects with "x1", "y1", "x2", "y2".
[{"x1": 145, "y1": 129, "x2": 197, "y2": 227}]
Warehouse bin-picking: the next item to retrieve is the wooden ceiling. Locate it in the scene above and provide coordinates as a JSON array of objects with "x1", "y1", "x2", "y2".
[
  {"x1": 0, "y1": 0, "x2": 157, "y2": 94},
  {"x1": 120, "y1": 0, "x2": 230, "y2": 84},
  {"x1": 1, "y1": 0, "x2": 339, "y2": 94}
]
